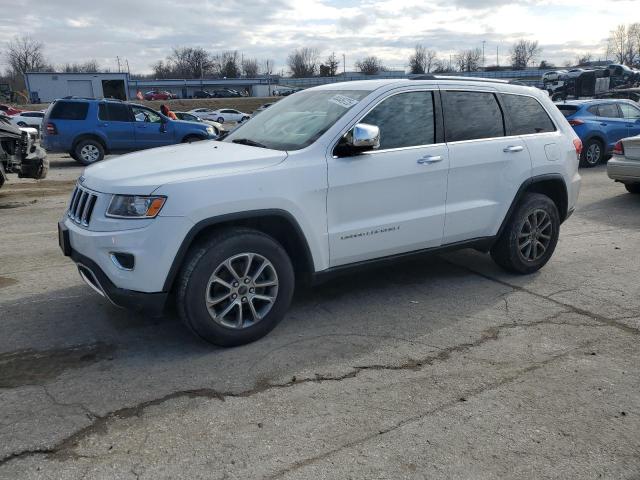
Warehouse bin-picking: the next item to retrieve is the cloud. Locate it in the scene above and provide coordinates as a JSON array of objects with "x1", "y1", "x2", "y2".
[{"x1": 0, "y1": 0, "x2": 630, "y2": 74}]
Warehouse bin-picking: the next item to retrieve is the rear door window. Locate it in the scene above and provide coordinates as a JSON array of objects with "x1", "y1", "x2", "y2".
[
  {"x1": 361, "y1": 91, "x2": 435, "y2": 150},
  {"x1": 443, "y1": 91, "x2": 504, "y2": 142},
  {"x1": 596, "y1": 104, "x2": 621, "y2": 118},
  {"x1": 98, "y1": 103, "x2": 132, "y2": 122},
  {"x1": 49, "y1": 101, "x2": 89, "y2": 120},
  {"x1": 502, "y1": 94, "x2": 556, "y2": 135}
]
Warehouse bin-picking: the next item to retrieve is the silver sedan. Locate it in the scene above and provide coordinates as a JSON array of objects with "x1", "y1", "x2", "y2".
[{"x1": 608, "y1": 136, "x2": 640, "y2": 194}]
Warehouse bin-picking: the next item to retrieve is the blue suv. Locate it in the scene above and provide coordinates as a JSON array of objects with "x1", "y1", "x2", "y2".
[
  {"x1": 556, "y1": 99, "x2": 640, "y2": 167},
  {"x1": 42, "y1": 98, "x2": 217, "y2": 165}
]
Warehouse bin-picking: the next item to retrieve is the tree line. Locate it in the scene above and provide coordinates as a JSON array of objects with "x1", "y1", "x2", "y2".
[{"x1": 3, "y1": 24, "x2": 640, "y2": 91}]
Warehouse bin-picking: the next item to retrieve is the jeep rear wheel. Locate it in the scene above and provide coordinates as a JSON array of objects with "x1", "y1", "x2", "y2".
[
  {"x1": 74, "y1": 139, "x2": 105, "y2": 165},
  {"x1": 491, "y1": 193, "x2": 560, "y2": 274},
  {"x1": 176, "y1": 228, "x2": 295, "y2": 347}
]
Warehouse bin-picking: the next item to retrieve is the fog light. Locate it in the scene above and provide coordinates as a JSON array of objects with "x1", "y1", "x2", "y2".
[{"x1": 110, "y1": 252, "x2": 135, "y2": 271}]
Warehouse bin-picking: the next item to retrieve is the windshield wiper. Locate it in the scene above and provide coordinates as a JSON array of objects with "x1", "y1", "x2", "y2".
[{"x1": 231, "y1": 138, "x2": 268, "y2": 149}]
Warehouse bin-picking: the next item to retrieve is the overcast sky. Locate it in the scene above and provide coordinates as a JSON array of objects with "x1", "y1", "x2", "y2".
[{"x1": 1, "y1": 0, "x2": 638, "y2": 74}]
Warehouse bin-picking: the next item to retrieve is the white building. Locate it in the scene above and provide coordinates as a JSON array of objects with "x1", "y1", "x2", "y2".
[{"x1": 24, "y1": 72, "x2": 130, "y2": 103}]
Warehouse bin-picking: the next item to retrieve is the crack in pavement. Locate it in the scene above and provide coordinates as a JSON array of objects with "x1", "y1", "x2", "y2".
[
  {"x1": 265, "y1": 341, "x2": 594, "y2": 480},
  {"x1": 444, "y1": 259, "x2": 640, "y2": 336},
  {"x1": 0, "y1": 310, "x2": 589, "y2": 468}
]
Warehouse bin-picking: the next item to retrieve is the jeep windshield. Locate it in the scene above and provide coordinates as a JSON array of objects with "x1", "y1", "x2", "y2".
[{"x1": 224, "y1": 90, "x2": 371, "y2": 151}]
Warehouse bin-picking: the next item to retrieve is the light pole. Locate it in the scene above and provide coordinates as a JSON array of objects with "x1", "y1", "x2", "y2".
[
  {"x1": 343, "y1": 53, "x2": 346, "y2": 74},
  {"x1": 482, "y1": 40, "x2": 486, "y2": 69}
]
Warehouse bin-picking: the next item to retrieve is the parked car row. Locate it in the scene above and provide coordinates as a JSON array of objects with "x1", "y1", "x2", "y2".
[
  {"x1": 187, "y1": 107, "x2": 250, "y2": 123},
  {"x1": 193, "y1": 88, "x2": 246, "y2": 98}
]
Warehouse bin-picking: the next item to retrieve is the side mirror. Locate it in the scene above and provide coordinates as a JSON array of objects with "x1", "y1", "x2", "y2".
[
  {"x1": 334, "y1": 123, "x2": 381, "y2": 158},
  {"x1": 348, "y1": 123, "x2": 380, "y2": 149}
]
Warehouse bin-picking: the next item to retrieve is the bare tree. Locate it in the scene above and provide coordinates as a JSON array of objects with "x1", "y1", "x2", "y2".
[
  {"x1": 287, "y1": 47, "x2": 319, "y2": 77},
  {"x1": 455, "y1": 48, "x2": 482, "y2": 72},
  {"x1": 575, "y1": 52, "x2": 593, "y2": 66},
  {"x1": 6, "y1": 35, "x2": 50, "y2": 75},
  {"x1": 214, "y1": 51, "x2": 241, "y2": 78},
  {"x1": 432, "y1": 58, "x2": 453, "y2": 73},
  {"x1": 261, "y1": 59, "x2": 274, "y2": 76},
  {"x1": 242, "y1": 58, "x2": 259, "y2": 77},
  {"x1": 510, "y1": 40, "x2": 541, "y2": 69},
  {"x1": 538, "y1": 60, "x2": 554, "y2": 69},
  {"x1": 170, "y1": 46, "x2": 213, "y2": 78},
  {"x1": 61, "y1": 60, "x2": 100, "y2": 73},
  {"x1": 408, "y1": 44, "x2": 438, "y2": 74},
  {"x1": 321, "y1": 52, "x2": 340, "y2": 76},
  {"x1": 607, "y1": 23, "x2": 640, "y2": 65},
  {"x1": 355, "y1": 56, "x2": 385, "y2": 75}
]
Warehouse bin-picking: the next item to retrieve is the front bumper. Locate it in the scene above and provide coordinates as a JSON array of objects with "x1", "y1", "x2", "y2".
[
  {"x1": 607, "y1": 157, "x2": 640, "y2": 183},
  {"x1": 59, "y1": 222, "x2": 168, "y2": 314}
]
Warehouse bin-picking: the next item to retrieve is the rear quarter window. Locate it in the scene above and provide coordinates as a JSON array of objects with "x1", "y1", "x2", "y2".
[
  {"x1": 49, "y1": 101, "x2": 89, "y2": 120},
  {"x1": 443, "y1": 91, "x2": 504, "y2": 142},
  {"x1": 502, "y1": 94, "x2": 556, "y2": 135}
]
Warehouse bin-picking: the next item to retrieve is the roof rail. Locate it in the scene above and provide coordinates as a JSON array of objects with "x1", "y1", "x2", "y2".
[{"x1": 410, "y1": 74, "x2": 437, "y2": 80}]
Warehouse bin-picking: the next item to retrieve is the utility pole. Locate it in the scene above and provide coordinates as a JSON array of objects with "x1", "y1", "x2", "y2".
[
  {"x1": 116, "y1": 56, "x2": 121, "y2": 73},
  {"x1": 496, "y1": 45, "x2": 499, "y2": 68},
  {"x1": 125, "y1": 59, "x2": 130, "y2": 75},
  {"x1": 343, "y1": 53, "x2": 346, "y2": 74},
  {"x1": 482, "y1": 40, "x2": 486, "y2": 69}
]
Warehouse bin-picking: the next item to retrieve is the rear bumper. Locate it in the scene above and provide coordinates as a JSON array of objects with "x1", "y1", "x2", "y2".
[{"x1": 607, "y1": 157, "x2": 640, "y2": 183}]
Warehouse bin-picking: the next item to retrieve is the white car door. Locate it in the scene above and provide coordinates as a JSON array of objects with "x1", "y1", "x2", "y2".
[
  {"x1": 440, "y1": 89, "x2": 532, "y2": 243},
  {"x1": 326, "y1": 89, "x2": 450, "y2": 267}
]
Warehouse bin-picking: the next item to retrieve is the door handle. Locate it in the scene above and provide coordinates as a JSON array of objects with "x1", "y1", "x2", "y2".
[
  {"x1": 99, "y1": 122, "x2": 108, "y2": 127},
  {"x1": 417, "y1": 155, "x2": 443, "y2": 165},
  {"x1": 600, "y1": 122, "x2": 608, "y2": 126},
  {"x1": 503, "y1": 146, "x2": 524, "y2": 153}
]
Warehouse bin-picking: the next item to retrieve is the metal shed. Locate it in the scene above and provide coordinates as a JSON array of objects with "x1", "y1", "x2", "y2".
[{"x1": 24, "y1": 72, "x2": 130, "y2": 103}]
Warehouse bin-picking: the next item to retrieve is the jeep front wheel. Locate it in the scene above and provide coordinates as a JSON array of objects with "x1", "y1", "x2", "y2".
[
  {"x1": 491, "y1": 193, "x2": 560, "y2": 274},
  {"x1": 176, "y1": 228, "x2": 295, "y2": 346}
]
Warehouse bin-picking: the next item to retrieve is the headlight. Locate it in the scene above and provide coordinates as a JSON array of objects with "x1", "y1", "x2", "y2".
[
  {"x1": 106, "y1": 195, "x2": 166, "y2": 218},
  {"x1": 206, "y1": 126, "x2": 214, "y2": 135}
]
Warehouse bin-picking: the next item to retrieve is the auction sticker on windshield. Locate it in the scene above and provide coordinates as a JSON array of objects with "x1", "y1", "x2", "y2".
[{"x1": 329, "y1": 94, "x2": 360, "y2": 109}]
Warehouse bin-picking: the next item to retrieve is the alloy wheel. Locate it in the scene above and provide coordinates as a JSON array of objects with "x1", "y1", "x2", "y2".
[
  {"x1": 80, "y1": 144, "x2": 100, "y2": 163},
  {"x1": 205, "y1": 252, "x2": 278, "y2": 329},
  {"x1": 518, "y1": 209, "x2": 553, "y2": 262},
  {"x1": 585, "y1": 143, "x2": 601, "y2": 165}
]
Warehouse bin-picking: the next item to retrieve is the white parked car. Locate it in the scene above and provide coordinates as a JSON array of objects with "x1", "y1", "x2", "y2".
[
  {"x1": 542, "y1": 70, "x2": 567, "y2": 83},
  {"x1": 11, "y1": 110, "x2": 45, "y2": 129},
  {"x1": 59, "y1": 78, "x2": 581, "y2": 346},
  {"x1": 607, "y1": 136, "x2": 640, "y2": 194},
  {"x1": 187, "y1": 108, "x2": 250, "y2": 123}
]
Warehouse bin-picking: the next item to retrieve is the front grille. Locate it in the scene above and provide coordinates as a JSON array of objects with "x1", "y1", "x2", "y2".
[{"x1": 67, "y1": 184, "x2": 98, "y2": 227}]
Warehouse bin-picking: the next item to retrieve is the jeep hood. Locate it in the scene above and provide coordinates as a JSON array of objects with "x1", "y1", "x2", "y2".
[{"x1": 82, "y1": 141, "x2": 287, "y2": 194}]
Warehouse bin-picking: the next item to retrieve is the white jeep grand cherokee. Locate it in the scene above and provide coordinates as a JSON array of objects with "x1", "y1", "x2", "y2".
[{"x1": 59, "y1": 78, "x2": 581, "y2": 346}]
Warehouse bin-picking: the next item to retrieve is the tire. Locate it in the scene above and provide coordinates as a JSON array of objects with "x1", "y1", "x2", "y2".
[
  {"x1": 241, "y1": 116, "x2": 250, "y2": 122},
  {"x1": 17, "y1": 121, "x2": 27, "y2": 127},
  {"x1": 624, "y1": 183, "x2": 640, "y2": 194},
  {"x1": 176, "y1": 228, "x2": 295, "y2": 347},
  {"x1": 490, "y1": 193, "x2": 560, "y2": 275},
  {"x1": 580, "y1": 138, "x2": 604, "y2": 168},
  {"x1": 182, "y1": 135, "x2": 204, "y2": 143},
  {"x1": 74, "y1": 138, "x2": 105, "y2": 165},
  {"x1": 217, "y1": 117, "x2": 224, "y2": 123}
]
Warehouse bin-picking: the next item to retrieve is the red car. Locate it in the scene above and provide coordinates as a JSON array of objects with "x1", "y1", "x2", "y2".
[
  {"x1": 0, "y1": 104, "x2": 23, "y2": 116},
  {"x1": 144, "y1": 90, "x2": 177, "y2": 101}
]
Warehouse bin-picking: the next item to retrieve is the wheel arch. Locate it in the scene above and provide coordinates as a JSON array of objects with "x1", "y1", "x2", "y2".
[
  {"x1": 496, "y1": 174, "x2": 569, "y2": 240},
  {"x1": 181, "y1": 132, "x2": 207, "y2": 142},
  {"x1": 162, "y1": 209, "x2": 315, "y2": 292}
]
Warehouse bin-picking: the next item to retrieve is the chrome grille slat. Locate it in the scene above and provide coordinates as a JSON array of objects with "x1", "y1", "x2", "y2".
[{"x1": 66, "y1": 183, "x2": 98, "y2": 227}]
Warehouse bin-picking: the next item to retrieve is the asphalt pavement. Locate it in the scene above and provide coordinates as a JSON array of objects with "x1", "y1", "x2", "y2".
[{"x1": 0, "y1": 153, "x2": 638, "y2": 479}]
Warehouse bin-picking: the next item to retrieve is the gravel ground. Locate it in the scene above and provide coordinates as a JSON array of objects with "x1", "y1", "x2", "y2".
[{"x1": 0, "y1": 153, "x2": 639, "y2": 479}]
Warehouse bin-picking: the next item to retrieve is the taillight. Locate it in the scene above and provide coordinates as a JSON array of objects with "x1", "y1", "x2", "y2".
[
  {"x1": 568, "y1": 119, "x2": 584, "y2": 126},
  {"x1": 613, "y1": 141, "x2": 624, "y2": 156},
  {"x1": 573, "y1": 138, "x2": 583, "y2": 160},
  {"x1": 46, "y1": 122, "x2": 57, "y2": 135}
]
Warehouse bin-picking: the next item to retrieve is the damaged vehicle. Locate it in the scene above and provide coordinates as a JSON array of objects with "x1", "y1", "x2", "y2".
[{"x1": 0, "y1": 115, "x2": 48, "y2": 189}]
